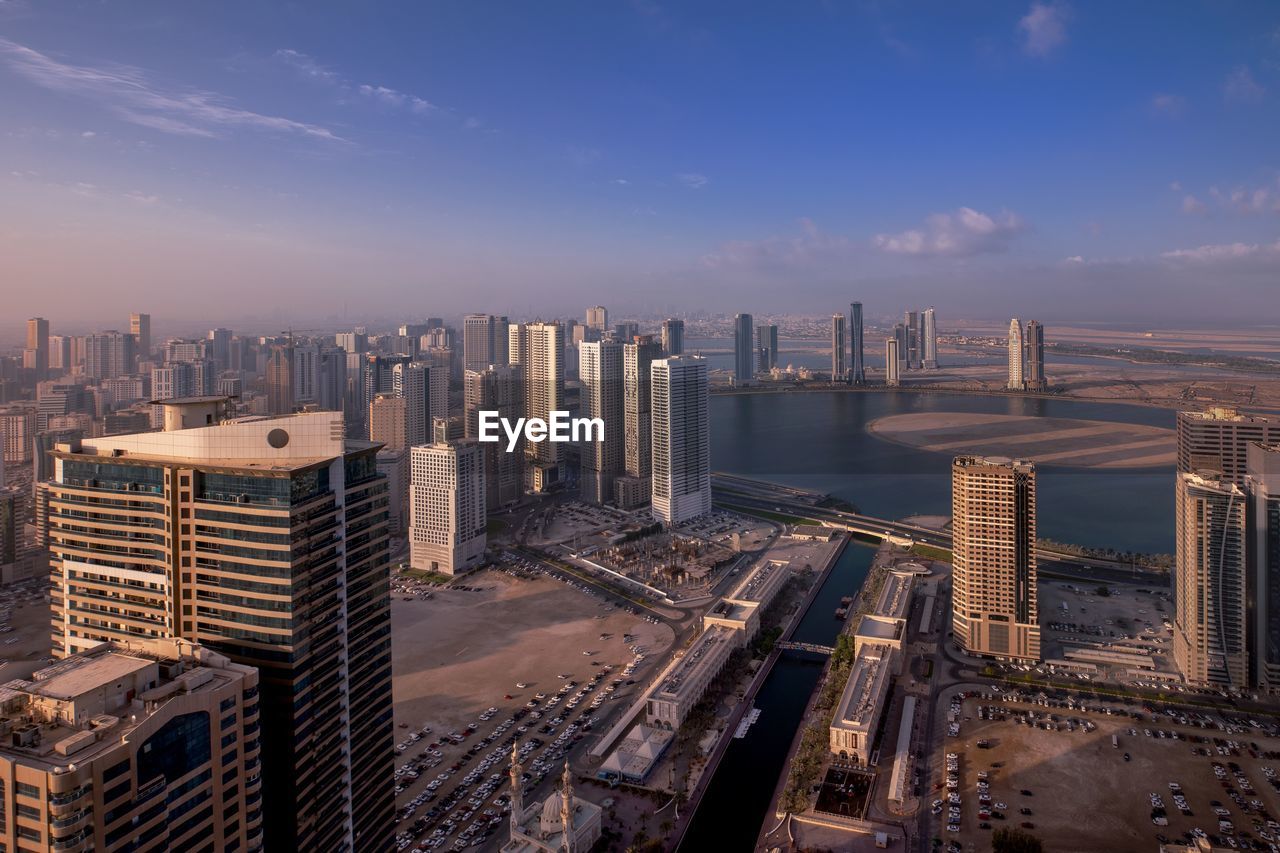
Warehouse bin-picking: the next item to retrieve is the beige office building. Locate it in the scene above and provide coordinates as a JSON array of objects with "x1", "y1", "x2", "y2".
[
  {"x1": 369, "y1": 392, "x2": 409, "y2": 452},
  {"x1": 1172, "y1": 471, "x2": 1248, "y2": 688},
  {"x1": 950, "y1": 456, "x2": 1040, "y2": 661},
  {"x1": 410, "y1": 439, "x2": 486, "y2": 575},
  {"x1": 45, "y1": 401, "x2": 394, "y2": 851},
  {"x1": 0, "y1": 637, "x2": 259, "y2": 852}
]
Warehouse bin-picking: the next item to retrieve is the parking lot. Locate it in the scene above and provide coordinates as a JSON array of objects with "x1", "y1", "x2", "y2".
[
  {"x1": 934, "y1": 689, "x2": 1280, "y2": 852},
  {"x1": 390, "y1": 559, "x2": 674, "y2": 851},
  {"x1": 0, "y1": 578, "x2": 56, "y2": 681},
  {"x1": 1036, "y1": 582, "x2": 1183, "y2": 684}
]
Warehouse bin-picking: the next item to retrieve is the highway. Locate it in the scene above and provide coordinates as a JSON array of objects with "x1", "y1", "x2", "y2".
[{"x1": 711, "y1": 473, "x2": 1170, "y2": 586}]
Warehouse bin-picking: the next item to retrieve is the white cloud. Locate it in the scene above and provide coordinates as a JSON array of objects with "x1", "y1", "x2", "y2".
[
  {"x1": 1161, "y1": 239, "x2": 1280, "y2": 262},
  {"x1": 80, "y1": 130, "x2": 95, "y2": 138},
  {"x1": 123, "y1": 190, "x2": 160, "y2": 205},
  {"x1": 463, "y1": 117, "x2": 482, "y2": 130},
  {"x1": 873, "y1": 207, "x2": 1026, "y2": 257},
  {"x1": 1224, "y1": 66, "x2": 1265, "y2": 102},
  {"x1": 1181, "y1": 194, "x2": 1207, "y2": 215},
  {"x1": 1210, "y1": 184, "x2": 1279, "y2": 215},
  {"x1": 0, "y1": 38, "x2": 341, "y2": 140},
  {"x1": 1169, "y1": 181, "x2": 1182, "y2": 191},
  {"x1": 611, "y1": 178, "x2": 629, "y2": 185},
  {"x1": 278, "y1": 48, "x2": 436, "y2": 115},
  {"x1": 274, "y1": 49, "x2": 339, "y2": 84},
  {"x1": 1017, "y1": 2, "x2": 1070, "y2": 57},
  {"x1": 358, "y1": 84, "x2": 435, "y2": 113},
  {"x1": 1150, "y1": 93, "x2": 1186, "y2": 117},
  {"x1": 676, "y1": 172, "x2": 708, "y2": 189}
]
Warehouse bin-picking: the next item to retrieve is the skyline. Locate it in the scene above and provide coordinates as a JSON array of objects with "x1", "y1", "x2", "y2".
[{"x1": 2, "y1": 2, "x2": 1280, "y2": 326}]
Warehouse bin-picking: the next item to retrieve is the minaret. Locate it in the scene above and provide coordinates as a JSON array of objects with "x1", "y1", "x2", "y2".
[
  {"x1": 560, "y1": 761, "x2": 575, "y2": 853},
  {"x1": 509, "y1": 741, "x2": 524, "y2": 837}
]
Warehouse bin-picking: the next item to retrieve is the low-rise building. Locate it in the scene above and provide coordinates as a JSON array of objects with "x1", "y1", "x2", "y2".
[
  {"x1": 644, "y1": 625, "x2": 736, "y2": 730},
  {"x1": 0, "y1": 637, "x2": 261, "y2": 852},
  {"x1": 829, "y1": 641, "x2": 895, "y2": 765}
]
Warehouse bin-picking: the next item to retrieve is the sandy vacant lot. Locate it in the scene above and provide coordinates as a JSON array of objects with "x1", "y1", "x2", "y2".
[
  {"x1": 391, "y1": 567, "x2": 672, "y2": 756},
  {"x1": 941, "y1": 695, "x2": 1280, "y2": 853},
  {"x1": 868, "y1": 412, "x2": 1175, "y2": 468}
]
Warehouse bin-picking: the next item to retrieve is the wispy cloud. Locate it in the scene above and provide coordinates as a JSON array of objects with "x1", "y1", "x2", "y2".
[
  {"x1": 277, "y1": 48, "x2": 436, "y2": 115},
  {"x1": 1162, "y1": 239, "x2": 1280, "y2": 263},
  {"x1": 1150, "y1": 93, "x2": 1186, "y2": 117},
  {"x1": 123, "y1": 190, "x2": 160, "y2": 205},
  {"x1": 1017, "y1": 2, "x2": 1070, "y2": 57},
  {"x1": 358, "y1": 84, "x2": 435, "y2": 114},
  {"x1": 873, "y1": 207, "x2": 1026, "y2": 257},
  {"x1": 1224, "y1": 65, "x2": 1265, "y2": 102},
  {"x1": 1178, "y1": 179, "x2": 1280, "y2": 216},
  {"x1": 0, "y1": 37, "x2": 342, "y2": 140},
  {"x1": 701, "y1": 218, "x2": 849, "y2": 269},
  {"x1": 676, "y1": 172, "x2": 708, "y2": 189}
]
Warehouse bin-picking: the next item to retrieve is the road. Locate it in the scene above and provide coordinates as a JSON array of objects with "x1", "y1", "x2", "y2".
[{"x1": 710, "y1": 474, "x2": 1169, "y2": 586}]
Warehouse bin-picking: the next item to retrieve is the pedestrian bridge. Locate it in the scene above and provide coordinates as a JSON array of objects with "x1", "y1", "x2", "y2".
[{"x1": 776, "y1": 641, "x2": 835, "y2": 655}]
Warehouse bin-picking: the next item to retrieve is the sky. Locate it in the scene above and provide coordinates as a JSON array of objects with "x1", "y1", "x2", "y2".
[{"x1": 1, "y1": 0, "x2": 1279, "y2": 334}]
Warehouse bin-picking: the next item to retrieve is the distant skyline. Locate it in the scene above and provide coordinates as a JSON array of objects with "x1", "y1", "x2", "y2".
[{"x1": 2, "y1": 1, "x2": 1279, "y2": 325}]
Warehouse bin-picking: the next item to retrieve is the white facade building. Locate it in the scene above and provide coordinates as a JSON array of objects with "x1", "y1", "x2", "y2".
[{"x1": 650, "y1": 356, "x2": 710, "y2": 525}]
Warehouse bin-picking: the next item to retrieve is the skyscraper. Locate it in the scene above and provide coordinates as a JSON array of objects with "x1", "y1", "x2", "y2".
[
  {"x1": 1247, "y1": 443, "x2": 1280, "y2": 693},
  {"x1": 208, "y1": 326, "x2": 233, "y2": 370},
  {"x1": 613, "y1": 320, "x2": 639, "y2": 342},
  {"x1": 130, "y1": 311, "x2": 151, "y2": 363},
  {"x1": 579, "y1": 339, "x2": 624, "y2": 504},
  {"x1": 922, "y1": 307, "x2": 938, "y2": 370},
  {"x1": 410, "y1": 435, "x2": 486, "y2": 575},
  {"x1": 617, "y1": 335, "x2": 662, "y2": 508},
  {"x1": 26, "y1": 317, "x2": 49, "y2": 382},
  {"x1": 47, "y1": 402, "x2": 394, "y2": 850},
  {"x1": 463, "y1": 314, "x2": 510, "y2": 372},
  {"x1": 1176, "y1": 408, "x2": 1280, "y2": 488},
  {"x1": 84, "y1": 330, "x2": 133, "y2": 381},
  {"x1": 651, "y1": 356, "x2": 710, "y2": 525},
  {"x1": 1173, "y1": 471, "x2": 1248, "y2": 687},
  {"x1": 265, "y1": 342, "x2": 295, "y2": 415},
  {"x1": 661, "y1": 318, "x2": 685, "y2": 356},
  {"x1": 586, "y1": 305, "x2": 609, "y2": 334},
  {"x1": 1023, "y1": 319, "x2": 1046, "y2": 391},
  {"x1": 393, "y1": 361, "x2": 445, "y2": 448},
  {"x1": 903, "y1": 310, "x2": 920, "y2": 369},
  {"x1": 369, "y1": 392, "x2": 409, "y2": 451},
  {"x1": 831, "y1": 314, "x2": 846, "y2": 383},
  {"x1": 850, "y1": 302, "x2": 865, "y2": 385},
  {"x1": 523, "y1": 322, "x2": 565, "y2": 491},
  {"x1": 732, "y1": 313, "x2": 754, "y2": 387},
  {"x1": 756, "y1": 324, "x2": 778, "y2": 372},
  {"x1": 465, "y1": 365, "x2": 524, "y2": 509},
  {"x1": 950, "y1": 456, "x2": 1041, "y2": 661},
  {"x1": 1007, "y1": 318, "x2": 1024, "y2": 390},
  {"x1": 884, "y1": 337, "x2": 901, "y2": 387}
]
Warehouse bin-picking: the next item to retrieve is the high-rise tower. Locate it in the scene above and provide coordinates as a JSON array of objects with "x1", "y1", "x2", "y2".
[
  {"x1": 950, "y1": 456, "x2": 1040, "y2": 661},
  {"x1": 849, "y1": 302, "x2": 865, "y2": 385},
  {"x1": 831, "y1": 314, "x2": 846, "y2": 383},
  {"x1": 579, "y1": 339, "x2": 624, "y2": 504},
  {"x1": 732, "y1": 313, "x2": 754, "y2": 387},
  {"x1": 47, "y1": 402, "x2": 394, "y2": 851},
  {"x1": 1007, "y1": 318, "x2": 1024, "y2": 390},
  {"x1": 1023, "y1": 320, "x2": 1046, "y2": 391},
  {"x1": 651, "y1": 356, "x2": 710, "y2": 525}
]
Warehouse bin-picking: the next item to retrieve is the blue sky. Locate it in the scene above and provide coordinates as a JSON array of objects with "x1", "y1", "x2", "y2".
[{"x1": 1, "y1": 0, "x2": 1278, "y2": 331}]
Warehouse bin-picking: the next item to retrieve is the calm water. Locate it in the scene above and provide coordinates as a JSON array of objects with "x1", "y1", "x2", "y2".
[
  {"x1": 678, "y1": 544, "x2": 875, "y2": 852},
  {"x1": 711, "y1": 391, "x2": 1175, "y2": 555}
]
